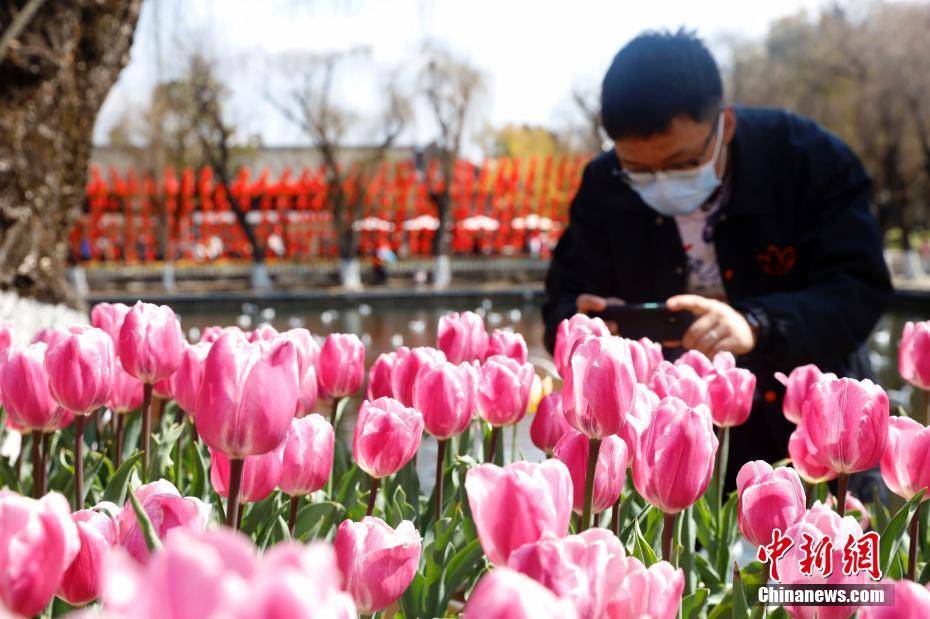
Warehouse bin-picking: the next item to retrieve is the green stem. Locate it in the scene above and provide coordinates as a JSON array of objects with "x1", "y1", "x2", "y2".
[
  {"x1": 331, "y1": 396, "x2": 343, "y2": 427},
  {"x1": 662, "y1": 512, "x2": 677, "y2": 562},
  {"x1": 435, "y1": 439, "x2": 447, "y2": 516},
  {"x1": 486, "y1": 426, "x2": 501, "y2": 464},
  {"x1": 610, "y1": 496, "x2": 622, "y2": 536},
  {"x1": 581, "y1": 437, "x2": 601, "y2": 531},
  {"x1": 366, "y1": 476, "x2": 380, "y2": 517},
  {"x1": 31, "y1": 432, "x2": 43, "y2": 498},
  {"x1": 141, "y1": 383, "x2": 153, "y2": 478},
  {"x1": 226, "y1": 458, "x2": 244, "y2": 529},
  {"x1": 175, "y1": 417, "x2": 184, "y2": 489},
  {"x1": 836, "y1": 473, "x2": 848, "y2": 518},
  {"x1": 288, "y1": 495, "x2": 300, "y2": 537},
  {"x1": 715, "y1": 426, "x2": 730, "y2": 513},
  {"x1": 74, "y1": 415, "x2": 86, "y2": 510},
  {"x1": 908, "y1": 503, "x2": 921, "y2": 580}
]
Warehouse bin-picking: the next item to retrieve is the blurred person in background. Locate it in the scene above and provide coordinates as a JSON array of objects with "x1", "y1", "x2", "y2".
[{"x1": 543, "y1": 29, "x2": 892, "y2": 494}]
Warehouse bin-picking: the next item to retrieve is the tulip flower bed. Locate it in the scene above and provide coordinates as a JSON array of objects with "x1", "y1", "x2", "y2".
[{"x1": 1, "y1": 303, "x2": 930, "y2": 618}]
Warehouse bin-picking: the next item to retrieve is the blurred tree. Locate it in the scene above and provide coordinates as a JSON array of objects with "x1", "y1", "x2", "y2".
[
  {"x1": 480, "y1": 123, "x2": 563, "y2": 160},
  {"x1": 725, "y1": 3, "x2": 930, "y2": 273},
  {"x1": 272, "y1": 50, "x2": 410, "y2": 289},
  {"x1": 419, "y1": 42, "x2": 487, "y2": 289},
  {"x1": 0, "y1": 0, "x2": 142, "y2": 305}
]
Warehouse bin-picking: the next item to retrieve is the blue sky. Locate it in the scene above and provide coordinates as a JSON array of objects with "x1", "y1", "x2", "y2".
[{"x1": 95, "y1": 0, "x2": 830, "y2": 154}]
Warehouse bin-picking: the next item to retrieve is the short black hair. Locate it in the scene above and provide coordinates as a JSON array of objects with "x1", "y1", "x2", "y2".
[{"x1": 601, "y1": 29, "x2": 722, "y2": 140}]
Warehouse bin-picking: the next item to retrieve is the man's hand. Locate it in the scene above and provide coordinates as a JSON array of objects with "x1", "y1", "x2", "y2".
[
  {"x1": 666, "y1": 294, "x2": 756, "y2": 356},
  {"x1": 576, "y1": 294, "x2": 624, "y2": 334}
]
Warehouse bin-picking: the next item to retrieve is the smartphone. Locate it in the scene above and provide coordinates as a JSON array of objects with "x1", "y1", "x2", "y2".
[{"x1": 589, "y1": 302, "x2": 695, "y2": 341}]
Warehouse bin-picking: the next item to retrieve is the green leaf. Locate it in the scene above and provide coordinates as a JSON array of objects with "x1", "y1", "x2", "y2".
[
  {"x1": 128, "y1": 486, "x2": 163, "y2": 553},
  {"x1": 102, "y1": 451, "x2": 143, "y2": 505},
  {"x1": 189, "y1": 437, "x2": 209, "y2": 500},
  {"x1": 880, "y1": 489, "x2": 925, "y2": 574},
  {"x1": 294, "y1": 500, "x2": 345, "y2": 541},
  {"x1": 681, "y1": 587, "x2": 709, "y2": 619},
  {"x1": 631, "y1": 519, "x2": 658, "y2": 566},
  {"x1": 694, "y1": 553, "x2": 723, "y2": 591},
  {"x1": 442, "y1": 538, "x2": 485, "y2": 597},
  {"x1": 732, "y1": 562, "x2": 751, "y2": 619},
  {"x1": 146, "y1": 422, "x2": 184, "y2": 483}
]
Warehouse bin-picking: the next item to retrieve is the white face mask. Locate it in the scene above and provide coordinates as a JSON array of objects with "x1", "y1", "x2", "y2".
[{"x1": 623, "y1": 113, "x2": 726, "y2": 217}]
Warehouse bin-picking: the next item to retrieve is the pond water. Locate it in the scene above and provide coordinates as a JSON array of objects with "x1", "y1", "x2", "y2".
[{"x1": 171, "y1": 294, "x2": 929, "y2": 491}]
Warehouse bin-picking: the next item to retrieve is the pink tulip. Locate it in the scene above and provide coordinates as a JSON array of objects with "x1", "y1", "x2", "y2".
[
  {"x1": 318, "y1": 333, "x2": 365, "y2": 398},
  {"x1": 32, "y1": 327, "x2": 71, "y2": 349},
  {"x1": 900, "y1": 321, "x2": 930, "y2": 390},
  {"x1": 391, "y1": 346, "x2": 446, "y2": 407},
  {"x1": 366, "y1": 351, "x2": 397, "y2": 400},
  {"x1": 531, "y1": 392, "x2": 572, "y2": 455},
  {"x1": 465, "y1": 460, "x2": 573, "y2": 565},
  {"x1": 58, "y1": 503, "x2": 121, "y2": 606},
  {"x1": 245, "y1": 542, "x2": 357, "y2": 619},
  {"x1": 152, "y1": 376, "x2": 173, "y2": 400},
  {"x1": 0, "y1": 491, "x2": 79, "y2": 617},
  {"x1": 605, "y1": 557, "x2": 684, "y2": 619},
  {"x1": 353, "y1": 397, "x2": 423, "y2": 478},
  {"x1": 554, "y1": 313, "x2": 609, "y2": 378},
  {"x1": 859, "y1": 579, "x2": 930, "y2": 618},
  {"x1": 476, "y1": 354, "x2": 536, "y2": 427},
  {"x1": 44, "y1": 327, "x2": 115, "y2": 415},
  {"x1": 117, "y1": 480, "x2": 211, "y2": 563},
  {"x1": 199, "y1": 325, "x2": 244, "y2": 344},
  {"x1": 118, "y1": 302, "x2": 185, "y2": 384},
  {"x1": 278, "y1": 414, "x2": 334, "y2": 496},
  {"x1": 562, "y1": 336, "x2": 636, "y2": 438},
  {"x1": 774, "y1": 364, "x2": 835, "y2": 424},
  {"x1": 649, "y1": 361, "x2": 709, "y2": 408},
  {"x1": 280, "y1": 328, "x2": 319, "y2": 377},
  {"x1": 437, "y1": 310, "x2": 488, "y2": 364},
  {"x1": 108, "y1": 363, "x2": 145, "y2": 414},
  {"x1": 880, "y1": 416, "x2": 930, "y2": 500},
  {"x1": 413, "y1": 361, "x2": 475, "y2": 440},
  {"x1": 91, "y1": 302, "x2": 130, "y2": 343},
  {"x1": 296, "y1": 365, "x2": 319, "y2": 417},
  {"x1": 802, "y1": 377, "x2": 889, "y2": 475},
  {"x1": 825, "y1": 492, "x2": 871, "y2": 530},
  {"x1": 627, "y1": 337, "x2": 663, "y2": 383},
  {"x1": 0, "y1": 343, "x2": 72, "y2": 431},
  {"x1": 195, "y1": 331, "x2": 299, "y2": 458},
  {"x1": 789, "y1": 425, "x2": 838, "y2": 484},
  {"x1": 508, "y1": 529, "x2": 624, "y2": 619},
  {"x1": 675, "y1": 349, "x2": 715, "y2": 378},
  {"x1": 736, "y1": 460, "x2": 806, "y2": 547},
  {"x1": 617, "y1": 384, "x2": 659, "y2": 460},
  {"x1": 169, "y1": 341, "x2": 211, "y2": 415},
  {"x1": 778, "y1": 502, "x2": 868, "y2": 618},
  {"x1": 554, "y1": 430, "x2": 628, "y2": 515},
  {"x1": 487, "y1": 329, "x2": 529, "y2": 364},
  {"x1": 334, "y1": 517, "x2": 422, "y2": 614},
  {"x1": 102, "y1": 527, "x2": 258, "y2": 619},
  {"x1": 633, "y1": 397, "x2": 718, "y2": 514},
  {"x1": 248, "y1": 324, "x2": 279, "y2": 343},
  {"x1": 211, "y1": 442, "x2": 285, "y2": 504},
  {"x1": 463, "y1": 567, "x2": 578, "y2": 619},
  {"x1": 707, "y1": 363, "x2": 756, "y2": 427}
]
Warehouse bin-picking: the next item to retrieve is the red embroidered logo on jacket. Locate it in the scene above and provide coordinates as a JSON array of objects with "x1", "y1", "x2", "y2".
[{"x1": 756, "y1": 244, "x2": 797, "y2": 276}]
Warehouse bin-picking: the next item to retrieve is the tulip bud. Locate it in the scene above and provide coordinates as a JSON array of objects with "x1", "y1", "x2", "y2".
[
  {"x1": 118, "y1": 302, "x2": 185, "y2": 384},
  {"x1": 413, "y1": 360, "x2": 475, "y2": 440},
  {"x1": 476, "y1": 355, "x2": 535, "y2": 427},
  {"x1": 465, "y1": 460, "x2": 573, "y2": 565},
  {"x1": 633, "y1": 397, "x2": 717, "y2": 514},
  {"x1": 44, "y1": 327, "x2": 115, "y2": 415},
  {"x1": 117, "y1": 480, "x2": 211, "y2": 563},
  {"x1": 463, "y1": 567, "x2": 578, "y2": 619},
  {"x1": 391, "y1": 346, "x2": 446, "y2": 407},
  {"x1": 353, "y1": 397, "x2": 423, "y2": 479},
  {"x1": 278, "y1": 414, "x2": 334, "y2": 497},
  {"x1": 487, "y1": 329, "x2": 529, "y2": 364},
  {"x1": 530, "y1": 392, "x2": 571, "y2": 455},
  {"x1": 318, "y1": 333, "x2": 366, "y2": 398},
  {"x1": 249, "y1": 324, "x2": 279, "y2": 343},
  {"x1": 554, "y1": 430, "x2": 628, "y2": 515},
  {"x1": 825, "y1": 492, "x2": 871, "y2": 530},
  {"x1": 32, "y1": 327, "x2": 71, "y2": 350},
  {"x1": 774, "y1": 364, "x2": 835, "y2": 424},
  {"x1": 437, "y1": 311, "x2": 488, "y2": 363},
  {"x1": 0, "y1": 492, "x2": 79, "y2": 616},
  {"x1": 108, "y1": 363, "x2": 145, "y2": 414},
  {"x1": 858, "y1": 579, "x2": 930, "y2": 618},
  {"x1": 707, "y1": 364, "x2": 756, "y2": 428},
  {"x1": 627, "y1": 337, "x2": 663, "y2": 383},
  {"x1": 788, "y1": 425, "x2": 837, "y2": 484},
  {"x1": 801, "y1": 377, "x2": 889, "y2": 475},
  {"x1": 617, "y1": 384, "x2": 659, "y2": 460},
  {"x1": 554, "y1": 313, "x2": 609, "y2": 379},
  {"x1": 211, "y1": 442, "x2": 285, "y2": 504},
  {"x1": 736, "y1": 460, "x2": 806, "y2": 547},
  {"x1": 195, "y1": 331, "x2": 299, "y2": 458},
  {"x1": 900, "y1": 321, "x2": 930, "y2": 390},
  {"x1": 649, "y1": 361, "x2": 709, "y2": 409},
  {"x1": 606, "y1": 557, "x2": 685, "y2": 619},
  {"x1": 562, "y1": 336, "x2": 636, "y2": 438},
  {"x1": 58, "y1": 503, "x2": 121, "y2": 606},
  {"x1": 169, "y1": 341, "x2": 211, "y2": 416},
  {"x1": 334, "y1": 517, "x2": 422, "y2": 614},
  {"x1": 295, "y1": 365, "x2": 319, "y2": 417},
  {"x1": 675, "y1": 349, "x2": 715, "y2": 378},
  {"x1": 880, "y1": 415, "x2": 930, "y2": 501},
  {"x1": 366, "y1": 351, "x2": 397, "y2": 400},
  {"x1": 91, "y1": 302, "x2": 130, "y2": 344},
  {"x1": 0, "y1": 343, "x2": 73, "y2": 431}
]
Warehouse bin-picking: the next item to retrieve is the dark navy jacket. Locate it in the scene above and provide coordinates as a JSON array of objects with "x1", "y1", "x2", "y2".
[{"x1": 543, "y1": 107, "x2": 893, "y2": 484}]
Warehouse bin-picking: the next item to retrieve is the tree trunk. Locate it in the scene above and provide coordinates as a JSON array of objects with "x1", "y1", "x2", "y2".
[{"x1": 0, "y1": 0, "x2": 143, "y2": 306}]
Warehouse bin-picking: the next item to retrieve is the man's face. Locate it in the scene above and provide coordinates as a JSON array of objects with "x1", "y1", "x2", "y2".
[{"x1": 613, "y1": 107, "x2": 737, "y2": 177}]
